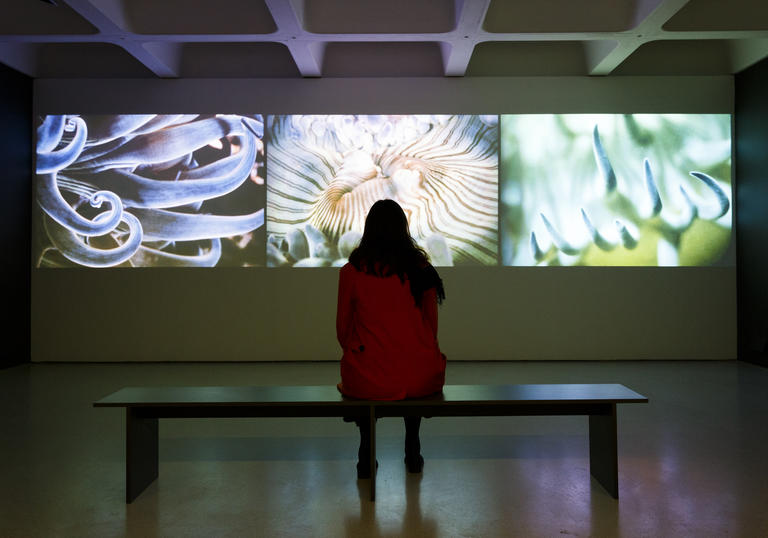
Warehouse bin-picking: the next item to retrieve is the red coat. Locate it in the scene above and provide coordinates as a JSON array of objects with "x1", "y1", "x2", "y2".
[{"x1": 336, "y1": 263, "x2": 446, "y2": 400}]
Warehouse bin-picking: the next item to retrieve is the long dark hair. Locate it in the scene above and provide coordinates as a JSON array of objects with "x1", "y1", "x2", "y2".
[{"x1": 349, "y1": 199, "x2": 445, "y2": 306}]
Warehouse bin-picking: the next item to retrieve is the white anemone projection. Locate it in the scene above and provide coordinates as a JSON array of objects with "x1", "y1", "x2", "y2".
[{"x1": 266, "y1": 115, "x2": 499, "y2": 267}]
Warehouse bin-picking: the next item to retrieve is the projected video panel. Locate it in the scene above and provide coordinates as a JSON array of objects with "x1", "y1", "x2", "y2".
[
  {"x1": 500, "y1": 114, "x2": 732, "y2": 266},
  {"x1": 266, "y1": 115, "x2": 499, "y2": 267},
  {"x1": 34, "y1": 113, "x2": 733, "y2": 269},
  {"x1": 34, "y1": 114, "x2": 265, "y2": 267}
]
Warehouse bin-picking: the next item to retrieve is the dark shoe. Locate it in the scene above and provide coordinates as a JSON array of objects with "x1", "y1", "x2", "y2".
[
  {"x1": 404, "y1": 454, "x2": 424, "y2": 474},
  {"x1": 357, "y1": 460, "x2": 378, "y2": 479}
]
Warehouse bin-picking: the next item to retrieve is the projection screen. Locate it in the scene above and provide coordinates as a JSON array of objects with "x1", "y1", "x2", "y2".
[
  {"x1": 34, "y1": 114, "x2": 266, "y2": 268},
  {"x1": 34, "y1": 113, "x2": 731, "y2": 269},
  {"x1": 29, "y1": 77, "x2": 736, "y2": 362}
]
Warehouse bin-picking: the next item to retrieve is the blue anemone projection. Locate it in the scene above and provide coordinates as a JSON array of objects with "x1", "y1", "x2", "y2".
[{"x1": 34, "y1": 114, "x2": 266, "y2": 268}]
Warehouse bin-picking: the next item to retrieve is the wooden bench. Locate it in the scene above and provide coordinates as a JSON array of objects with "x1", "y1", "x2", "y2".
[{"x1": 94, "y1": 383, "x2": 648, "y2": 502}]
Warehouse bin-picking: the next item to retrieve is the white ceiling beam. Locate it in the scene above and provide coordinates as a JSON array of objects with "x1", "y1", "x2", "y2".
[
  {"x1": 0, "y1": 43, "x2": 37, "y2": 77},
  {"x1": 588, "y1": 0, "x2": 690, "y2": 75},
  {"x1": 631, "y1": 0, "x2": 672, "y2": 29},
  {"x1": 263, "y1": 0, "x2": 303, "y2": 36},
  {"x1": 585, "y1": 39, "x2": 621, "y2": 75},
  {"x1": 441, "y1": 0, "x2": 490, "y2": 76},
  {"x1": 141, "y1": 42, "x2": 184, "y2": 77},
  {"x1": 286, "y1": 41, "x2": 324, "y2": 77},
  {"x1": 632, "y1": 0, "x2": 691, "y2": 36},
  {"x1": 78, "y1": 0, "x2": 130, "y2": 33},
  {"x1": 442, "y1": 40, "x2": 475, "y2": 77},
  {"x1": 264, "y1": 0, "x2": 323, "y2": 77},
  {"x1": 730, "y1": 38, "x2": 768, "y2": 72},
  {"x1": 1, "y1": 0, "x2": 765, "y2": 78},
  {"x1": 61, "y1": 0, "x2": 180, "y2": 77}
]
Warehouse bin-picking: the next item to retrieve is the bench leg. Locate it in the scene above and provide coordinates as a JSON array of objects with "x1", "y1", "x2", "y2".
[
  {"x1": 588, "y1": 404, "x2": 618, "y2": 498},
  {"x1": 369, "y1": 405, "x2": 376, "y2": 502},
  {"x1": 126, "y1": 408, "x2": 158, "y2": 503}
]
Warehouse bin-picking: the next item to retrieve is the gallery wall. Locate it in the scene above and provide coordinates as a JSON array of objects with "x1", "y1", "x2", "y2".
[
  {"x1": 31, "y1": 75, "x2": 736, "y2": 361},
  {"x1": 735, "y1": 58, "x2": 768, "y2": 367},
  {"x1": 1, "y1": 64, "x2": 31, "y2": 369}
]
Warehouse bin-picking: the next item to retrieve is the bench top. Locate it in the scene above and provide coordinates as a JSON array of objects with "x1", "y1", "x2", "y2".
[{"x1": 94, "y1": 383, "x2": 648, "y2": 408}]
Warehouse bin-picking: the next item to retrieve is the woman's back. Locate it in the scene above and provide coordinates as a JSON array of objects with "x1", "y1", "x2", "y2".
[
  {"x1": 337, "y1": 262, "x2": 445, "y2": 400},
  {"x1": 336, "y1": 198, "x2": 445, "y2": 476}
]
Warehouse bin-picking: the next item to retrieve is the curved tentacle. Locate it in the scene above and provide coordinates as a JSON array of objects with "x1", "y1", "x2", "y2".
[
  {"x1": 132, "y1": 208, "x2": 264, "y2": 241},
  {"x1": 43, "y1": 211, "x2": 143, "y2": 268},
  {"x1": 664, "y1": 185, "x2": 699, "y2": 232},
  {"x1": 36, "y1": 172, "x2": 123, "y2": 237},
  {"x1": 294, "y1": 257, "x2": 332, "y2": 267},
  {"x1": 303, "y1": 223, "x2": 335, "y2": 259},
  {"x1": 66, "y1": 137, "x2": 129, "y2": 168},
  {"x1": 71, "y1": 116, "x2": 250, "y2": 170},
  {"x1": 530, "y1": 231, "x2": 547, "y2": 262},
  {"x1": 242, "y1": 116, "x2": 264, "y2": 138},
  {"x1": 615, "y1": 220, "x2": 638, "y2": 249},
  {"x1": 581, "y1": 208, "x2": 616, "y2": 251},
  {"x1": 69, "y1": 116, "x2": 203, "y2": 168},
  {"x1": 37, "y1": 115, "x2": 66, "y2": 153},
  {"x1": 81, "y1": 114, "x2": 156, "y2": 144},
  {"x1": 167, "y1": 129, "x2": 257, "y2": 179},
  {"x1": 286, "y1": 228, "x2": 310, "y2": 261},
  {"x1": 644, "y1": 159, "x2": 662, "y2": 216},
  {"x1": 130, "y1": 239, "x2": 222, "y2": 267},
  {"x1": 73, "y1": 132, "x2": 256, "y2": 209},
  {"x1": 129, "y1": 114, "x2": 201, "y2": 137},
  {"x1": 540, "y1": 213, "x2": 580, "y2": 255},
  {"x1": 689, "y1": 171, "x2": 730, "y2": 219},
  {"x1": 133, "y1": 152, "x2": 193, "y2": 176},
  {"x1": 36, "y1": 117, "x2": 88, "y2": 174},
  {"x1": 267, "y1": 242, "x2": 290, "y2": 267},
  {"x1": 657, "y1": 238, "x2": 679, "y2": 266},
  {"x1": 592, "y1": 125, "x2": 617, "y2": 193}
]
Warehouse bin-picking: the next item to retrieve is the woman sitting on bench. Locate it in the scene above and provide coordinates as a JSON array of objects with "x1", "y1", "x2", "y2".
[{"x1": 336, "y1": 199, "x2": 446, "y2": 478}]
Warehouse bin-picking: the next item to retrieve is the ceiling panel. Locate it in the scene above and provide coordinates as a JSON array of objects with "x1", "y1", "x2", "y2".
[
  {"x1": 322, "y1": 42, "x2": 444, "y2": 77},
  {"x1": 467, "y1": 42, "x2": 589, "y2": 76},
  {"x1": 303, "y1": 0, "x2": 456, "y2": 34},
  {"x1": 0, "y1": 0, "x2": 97, "y2": 35},
  {"x1": 663, "y1": 0, "x2": 768, "y2": 31},
  {"x1": 34, "y1": 43, "x2": 156, "y2": 78},
  {"x1": 103, "y1": 0, "x2": 277, "y2": 35},
  {"x1": 178, "y1": 42, "x2": 299, "y2": 77},
  {"x1": 483, "y1": 0, "x2": 638, "y2": 33},
  {"x1": 612, "y1": 40, "x2": 733, "y2": 75},
  {"x1": 1, "y1": 0, "x2": 766, "y2": 78}
]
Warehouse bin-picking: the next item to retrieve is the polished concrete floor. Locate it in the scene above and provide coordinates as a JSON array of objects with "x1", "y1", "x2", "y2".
[{"x1": 1, "y1": 360, "x2": 767, "y2": 537}]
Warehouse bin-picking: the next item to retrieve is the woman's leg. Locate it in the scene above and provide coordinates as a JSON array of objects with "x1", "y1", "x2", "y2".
[
  {"x1": 403, "y1": 416, "x2": 424, "y2": 473},
  {"x1": 355, "y1": 417, "x2": 374, "y2": 479}
]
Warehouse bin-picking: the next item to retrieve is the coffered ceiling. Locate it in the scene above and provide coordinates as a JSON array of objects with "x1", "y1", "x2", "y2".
[{"x1": 1, "y1": 0, "x2": 767, "y2": 78}]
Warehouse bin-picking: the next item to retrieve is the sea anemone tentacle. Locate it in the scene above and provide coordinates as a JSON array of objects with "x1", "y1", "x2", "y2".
[
  {"x1": 43, "y1": 211, "x2": 143, "y2": 268},
  {"x1": 129, "y1": 239, "x2": 222, "y2": 267},
  {"x1": 71, "y1": 131, "x2": 257, "y2": 209},
  {"x1": 36, "y1": 117, "x2": 87, "y2": 174},
  {"x1": 131, "y1": 208, "x2": 264, "y2": 241},
  {"x1": 71, "y1": 115, "x2": 251, "y2": 171},
  {"x1": 36, "y1": 115, "x2": 66, "y2": 153},
  {"x1": 37, "y1": 172, "x2": 123, "y2": 237}
]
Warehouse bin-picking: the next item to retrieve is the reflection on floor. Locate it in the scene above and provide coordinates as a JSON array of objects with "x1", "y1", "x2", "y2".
[{"x1": 1, "y1": 361, "x2": 767, "y2": 537}]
